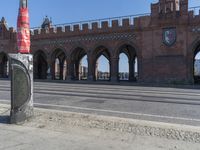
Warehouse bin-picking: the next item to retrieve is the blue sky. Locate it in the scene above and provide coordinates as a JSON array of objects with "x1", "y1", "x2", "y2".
[{"x1": 0, "y1": 0, "x2": 199, "y2": 28}]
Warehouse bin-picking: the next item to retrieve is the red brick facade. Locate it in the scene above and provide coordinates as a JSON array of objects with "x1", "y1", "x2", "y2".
[{"x1": 0, "y1": 0, "x2": 200, "y2": 84}]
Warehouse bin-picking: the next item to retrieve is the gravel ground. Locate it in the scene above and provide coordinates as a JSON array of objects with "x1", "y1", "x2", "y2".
[{"x1": 0, "y1": 104, "x2": 200, "y2": 150}]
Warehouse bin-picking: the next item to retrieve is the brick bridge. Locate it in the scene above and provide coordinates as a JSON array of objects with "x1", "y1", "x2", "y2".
[{"x1": 0, "y1": 0, "x2": 200, "y2": 84}]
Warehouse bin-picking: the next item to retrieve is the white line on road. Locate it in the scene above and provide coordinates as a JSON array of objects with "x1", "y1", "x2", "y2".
[
  {"x1": 1, "y1": 99, "x2": 200, "y2": 123},
  {"x1": 34, "y1": 102, "x2": 200, "y2": 123}
]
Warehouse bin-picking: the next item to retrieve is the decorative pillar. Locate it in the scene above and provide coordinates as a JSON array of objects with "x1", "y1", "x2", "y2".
[
  {"x1": 111, "y1": 57, "x2": 119, "y2": 82},
  {"x1": 129, "y1": 58, "x2": 136, "y2": 81}
]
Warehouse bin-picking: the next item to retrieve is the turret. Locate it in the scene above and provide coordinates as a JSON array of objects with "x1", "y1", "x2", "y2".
[{"x1": 151, "y1": 0, "x2": 188, "y2": 18}]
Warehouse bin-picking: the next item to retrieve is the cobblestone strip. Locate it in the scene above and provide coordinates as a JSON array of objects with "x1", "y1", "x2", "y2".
[{"x1": 33, "y1": 109, "x2": 200, "y2": 143}]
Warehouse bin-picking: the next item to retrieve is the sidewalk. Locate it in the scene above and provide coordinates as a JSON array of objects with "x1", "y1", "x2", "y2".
[{"x1": 0, "y1": 104, "x2": 200, "y2": 150}]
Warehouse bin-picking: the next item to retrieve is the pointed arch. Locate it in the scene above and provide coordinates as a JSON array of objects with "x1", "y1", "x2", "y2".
[
  {"x1": 194, "y1": 45, "x2": 200, "y2": 84},
  {"x1": 93, "y1": 46, "x2": 111, "y2": 81},
  {"x1": 33, "y1": 50, "x2": 48, "y2": 79},
  {"x1": 117, "y1": 44, "x2": 138, "y2": 81},
  {"x1": 119, "y1": 53, "x2": 129, "y2": 80},
  {"x1": 70, "y1": 47, "x2": 88, "y2": 80},
  {"x1": 51, "y1": 48, "x2": 66, "y2": 80}
]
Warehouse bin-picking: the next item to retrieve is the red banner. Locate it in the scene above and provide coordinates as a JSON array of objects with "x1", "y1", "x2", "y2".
[{"x1": 17, "y1": 8, "x2": 30, "y2": 54}]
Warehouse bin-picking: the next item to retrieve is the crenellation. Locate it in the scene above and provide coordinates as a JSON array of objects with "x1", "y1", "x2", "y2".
[
  {"x1": 101, "y1": 21, "x2": 109, "y2": 29},
  {"x1": 65, "y1": 26, "x2": 71, "y2": 32},
  {"x1": 41, "y1": 28, "x2": 46, "y2": 34},
  {"x1": 112, "y1": 20, "x2": 119, "y2": 27},
  {"x1": 82, "y1": 23, "x2": 89, "y2": 31},
  {"x1": 133, "y1": 18, "x2": 140, "y2": 28},
  {"x1": 34, "y1": 29, "x2": 39, "y2": 35},
  {"x1": 73, "y1": 24, "x2": 80, "y2": 32},
  {"x1": 138, "y1": 16, "x2": 151, "y2": 28},
  {"x1": 151, "y1": 3, "x2": 159, "y2": 18},
  {"x1": 49, "y1": 27, "x2": 56, "y2": 34},
  {"x1": 92, "y1": 22, "x2": 98, "y2": 30},
  {"x1": 56, "y1": 26, "x2": 63, "y2": 33},
  {"x1": 122, "y1": 19, "x2": 130, "y2": 27}
]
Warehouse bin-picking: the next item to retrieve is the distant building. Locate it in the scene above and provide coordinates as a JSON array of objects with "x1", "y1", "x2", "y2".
[
  {"x1": 79, "y1": 66, "x2": 88, "y2": 80},
  {"x1": 119, "y1": 72, "x2": 129, "y2": 80}
]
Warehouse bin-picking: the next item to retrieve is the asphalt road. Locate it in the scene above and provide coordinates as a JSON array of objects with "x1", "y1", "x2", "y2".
[{"x1": 0, "y1": 80, "x2": 200, "y2": 126}]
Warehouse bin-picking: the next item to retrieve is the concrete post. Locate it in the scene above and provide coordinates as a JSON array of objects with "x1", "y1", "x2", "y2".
[{"x1": 9, "y1": 53, "x2": 34, "y2": 124}]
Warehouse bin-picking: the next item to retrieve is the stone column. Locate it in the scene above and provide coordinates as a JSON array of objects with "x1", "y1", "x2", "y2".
[
  {"x1": 46, "y1": 58, "x2": 52, "y2": 80},
  {"x1": 51, "y1": 61, "x2": 55, "y2": 80},
  {"x1": 95, "y1": 62, "x2": 98, "y2": 81},
  {"x1": 9, "y1": 53, "x2": 34, "y2": 124},
  {"x1": 111, "y1": 57, "x2": 119, "y2": 82},
  {"x1": 59, "y1": 62, "x2": 64, "y2": 80},
  {"x1": 79, "y1": 62, "x2": 82, "y2": 80},
  {"x1": 87, "y1": 56, "x2": 94, "y2": 81},
  {"x1": 75, "y1": 61, "x2": 80, "y2": 80},
  {"x1": 63, "y1": 60, "x2": 67, "y2": 80},
  {"x1": 66, "y1": 59, "x2": 74, "y2": 81},
  {"x1": 129, "y1": 58, "x2": 136, "y2": 81},
  {"x1": 0, "y1": 61, "x2": 3, "y2": 78}
]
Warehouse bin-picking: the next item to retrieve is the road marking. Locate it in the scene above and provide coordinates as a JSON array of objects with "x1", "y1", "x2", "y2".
[
  {"x1": 0, "y1": 100, "x2": 9, "y2": 103},
  {"x1": 33, "y1": 102, "x2": 200, "y2": 123},
  {"x1": 1, "y1": 99, "x2": 200, "y2": 123}
]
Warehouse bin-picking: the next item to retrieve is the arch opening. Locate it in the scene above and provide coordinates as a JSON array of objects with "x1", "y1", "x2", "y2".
[
  {"x1": 71, "y1": 48, "x2": 88, "y2": 80},
  {"x1": 51, "y1": 49, "x2": 66, "y2": 80},
  {"x1": 118, "y1": 44, "x2": 138, "y2": 81},
  {"x1": 34, "y1": 51, "x2": 48, "y2": 79},
  {"x1": 119, "y1": 53, "x2": 129, "y2": 80},
  {"x1": 79, "y1": 55, "x2": 88, "y2": 80},
  {"x1": 96, "y1": 55, "x2": 110, "y2": 81},
  {"x1": 94, "y1": 46, "x2": 111, "y2": 81},
  {"x1": 194, "y1": 49, "x2": 200, "y2": 84}
]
